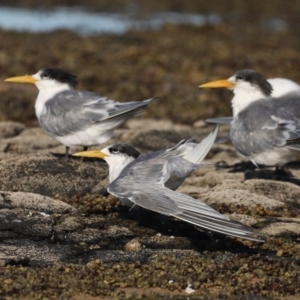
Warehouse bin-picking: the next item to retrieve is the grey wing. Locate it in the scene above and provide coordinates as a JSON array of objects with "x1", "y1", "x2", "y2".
[
  {"x1": 108, "y1": 183, "x2": 263, "y2": 241},
  {"x1": 277, "y1": 91, "x2": 300, "y2": 119},
  {"x1": 108, "y1": 143, "x2": 263, "y2": 241},
  {"x1": 183, "y1": 125, "x2": 218, "y2": 164},
  {"x1": 107, "y1": 151, "x2": 182, "y2": 215},
  {"x1": 163, "y1": 157, "x2": 199, "y2": 190},
  {"x1": 230, "y1": 100, "x2": 300, "y2": 156},
  {"x1": 164, "y1": 126, "x2": 218, "y2": 190},
  {"x1": 108, "y1": 141, "x2": 197, "y2": 193},
  {"x1": 39, "y1": 90, "x2": 158, "y2": 136},
  {"x1": 205, "y1": 118, "x2": 232, "y2": 143},
  {"x1": 163, "y1": 188, "x2": 263, "y2": 241}
]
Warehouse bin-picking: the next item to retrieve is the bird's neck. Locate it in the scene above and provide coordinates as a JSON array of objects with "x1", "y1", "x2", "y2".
[
  {"x1": 107, "y1": 156, "x2": 136, "y2": 183},
  {"x1": 109, "y1": 164, "x2": 127, "y2": 183},
  {"x1": 232, "y1": 87, "x2": 266, "y2": 117},
  {"x1": 35, "y1": 83, "x2": 71, "y2": 119}
]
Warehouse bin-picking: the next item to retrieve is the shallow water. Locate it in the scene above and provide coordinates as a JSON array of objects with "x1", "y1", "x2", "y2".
[{"x1": 0, "y1": 6, "x2": 221, "y2": 36}]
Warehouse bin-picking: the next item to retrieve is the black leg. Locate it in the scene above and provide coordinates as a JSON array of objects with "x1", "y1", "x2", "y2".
[{"x1": 65, "y1": 146, "x2": 70, "y2": 161}]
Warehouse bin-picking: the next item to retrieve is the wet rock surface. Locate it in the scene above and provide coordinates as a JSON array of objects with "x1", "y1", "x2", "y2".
[
  {"x1": 0, "y1": 119, "x2": 299, "y2": 299},
  {"x1": 1, "y1": 0, "x2": 300, "y2": 297}
]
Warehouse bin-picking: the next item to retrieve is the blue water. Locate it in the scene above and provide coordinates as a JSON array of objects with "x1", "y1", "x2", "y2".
[{"x1": 0, "y1": 6, "x2": 222, "y2": 36}]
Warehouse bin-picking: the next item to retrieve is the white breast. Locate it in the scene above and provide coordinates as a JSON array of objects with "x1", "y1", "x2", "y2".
[
  {"x1": 251, "y1": 147, "x2": 297, "y2": 166},
  {"x1": 35, "y1": 84, "x2": 70, "y2": 119}
]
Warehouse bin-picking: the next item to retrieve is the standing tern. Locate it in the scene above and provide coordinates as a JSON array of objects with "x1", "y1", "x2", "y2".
[
  {"x1": 4, "y1": 68, "x2": 159, "y2": 159},
  {"x1": 74, "y1": 126, "x2": 263, "y2": 241},
  {"x1": 200, "y1": 69, "x2": 300, "y2": 167}
]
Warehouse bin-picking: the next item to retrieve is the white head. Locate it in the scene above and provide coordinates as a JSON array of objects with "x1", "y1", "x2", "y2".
[
  {"x1": 5, "y1": 68, "x2": 78, "y2": 92},
  {"x1": 33, "y1": 68, "x2": 78, "y2": 91},
  {"x1": 5, "y1": 68, "x2": 78, "y2": 117},
  {"x1": 73, "y1": 144, "x2": 141, "y2": 183},
  {"x1": 200, "y1": 69, "x2": 274, "y2": 116}
]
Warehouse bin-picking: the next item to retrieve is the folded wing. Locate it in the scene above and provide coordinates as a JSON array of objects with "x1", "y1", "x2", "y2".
[
  {"x1": 40, "y1": 90, "x2": 159, "y2": 136},
  {"x1": 231, "y1": 99, "x2": 300, "y2": 157}
]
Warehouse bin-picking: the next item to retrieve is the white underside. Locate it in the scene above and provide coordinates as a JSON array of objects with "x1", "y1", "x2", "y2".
[
  {"x1": 54, "y1": 125, "x2": 114, "y2": 147},
  {"x1": 241, "y1": 147, "x2": 297, "y2": 167},
  {"x1": 45, "y1": 111, "x2": 131, "y2": 148}
]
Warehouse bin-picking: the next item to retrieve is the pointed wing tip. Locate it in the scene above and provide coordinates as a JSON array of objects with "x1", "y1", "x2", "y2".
[
  {"x1": 239, "y1": 233, "x2": 265, "y2": 243},
  {"x1": 148, "y1": 96, "x2": 161, "y2": 103}
]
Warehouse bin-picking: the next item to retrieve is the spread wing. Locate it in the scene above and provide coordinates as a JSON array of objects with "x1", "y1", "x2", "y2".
[
  {"x1": 230, "y1": 98, "x2": 300, "y2": 157},
  {"x1": 108, "y1": 136, "x2": 263, "y2": 241},
  {"x1": 109, "y1": 183, "x2": 263, "y2": 241},
  {"x1": 39, "y1": 90, "x2": 158, "y2": 136},
  {"x1": 164, "y1": 126, "x2": 218, "y2": 190}
]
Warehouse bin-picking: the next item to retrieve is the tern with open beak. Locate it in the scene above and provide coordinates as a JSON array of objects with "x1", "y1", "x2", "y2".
[
  {"x1": 5, "y1": 68, "x2": 159, "y2": 159},
  {"x1": 74, "y1": 126, "x2": 263, "y2": 242},
  {"x1": 200, "y1": 69, "x2": 300, "y2": 167}
]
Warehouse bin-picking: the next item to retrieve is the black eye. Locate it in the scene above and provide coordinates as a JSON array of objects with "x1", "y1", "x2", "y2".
[
  {"x1": 109, "y1": 147, "x2": 119, "y2": 154},
  {"x1": 236, "y1": 75, "x2": 245, "y2": 80},
  {"x1": 42, "y1": 72, "x2": 50, "y2": 78}
]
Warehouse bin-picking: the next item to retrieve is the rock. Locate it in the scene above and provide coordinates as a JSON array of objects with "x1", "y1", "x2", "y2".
[
  {"x1": 131, "y1": 130, "x2": 187, "y2": 152},
  {"x1": 0, "y1": 121, "x2": 25, "y2": 139},
  {"x1": 124, "y1": 238, "x2": 143, "y2": 252},
  {"x1": 0, "y1": 154, "x2": 108, "y2": 197},
  {"x1": 0, "y1": 118, "x2": 298, "y2": 274},
  {"x1": 0, "y1": 208, "x2": 53, "y2": 237},
  {"x1": 0, "y1": 192, "x2": 77, "y2": 239},
  {"x1": 188, "y1": 171, "x2": 245, "y2": 188},
  {"x1": 0, "y1": 191, "x2": 76, "y2": 213},
  {"x1": 0, "y1": 209, "x2": 23, "y2": 230},
  {"x1": 193, "y1": 119, "x2": 206, "y2": 128},
  {"x1": 243, "y1": 180, "x2": 300, "y2": 204},
  {"x1": 260, "y1": 222, "x2": 300, "y2": 236},
  {"x1": 227, "y1": 213, "x2": 260, "y2": 227},
  {"x1": 54, "y1": 216, "x2": 83, "y2": 232},
  {"x1": 104, "y1": 225, "x2": 134, "y2": 238},
  {"x1": 67, "y1": 228, "x2": 105, "y2": 243},
  {"x1": 13, "y1": 215, "x2": 53, "y2": 237},
  {"x1": 0, "y1": 127, "x2": 60, "y2": 155}
]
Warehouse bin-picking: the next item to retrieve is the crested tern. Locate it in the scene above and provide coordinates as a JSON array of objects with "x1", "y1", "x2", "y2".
[
  {"x1": 205, "y1": 76, "x2": 300, "y2": 125},
  {"x1": 200, "y1": 69, "x2": 300, "y2": 167},
  {"x1": 74, "y1": 126, "x2": 263, "y2": 241},
  {"x1": 5, "y1": 68, "x2": 159, "y2": 159}
]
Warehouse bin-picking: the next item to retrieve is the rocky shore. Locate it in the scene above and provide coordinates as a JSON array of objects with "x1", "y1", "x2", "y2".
[
  {"x1": 0, "y1": 119, "x2": 299, "y2": 299},
  {"x1": 0, "y1": 0, "x2": 300, "y2": 298}
]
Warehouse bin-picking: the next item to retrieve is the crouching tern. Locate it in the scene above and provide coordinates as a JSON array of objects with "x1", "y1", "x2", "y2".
[
  {"x1": 5, "y1": 68, "x2": 159, "y2": 158},
  {"x1": 74, "y1": 126, "x2": 263, "y2": 242},
  {"x1": 200, "y1": 69, "x2": 300, "y2": 167}
]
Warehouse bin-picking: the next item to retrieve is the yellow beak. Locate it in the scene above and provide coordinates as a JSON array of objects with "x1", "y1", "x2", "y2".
[
  {"x1": 4, "y1": 75, "x2": 38, "y2": 84},
  {"x1": 199, "y1": 79, "x2": 235, "y2": 88},
  {"x1": 73, "y1": 150, "x2": 108, "y2": 159}
]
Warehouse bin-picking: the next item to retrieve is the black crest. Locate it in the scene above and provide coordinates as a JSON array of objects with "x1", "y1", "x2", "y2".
[
  {"x1": 109, "y1": 144, "x2": 140, "y2": 159},
  {"x1": 40, "y1": 68, "x2": 78, "y2": 88},
  {"x1": 235, "y1": 69, "x2": 273, "y2": 96}
]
